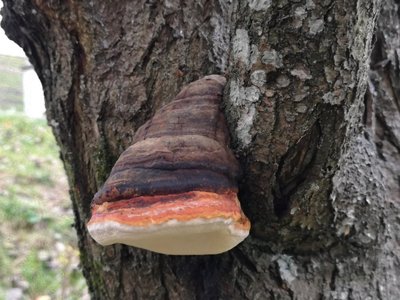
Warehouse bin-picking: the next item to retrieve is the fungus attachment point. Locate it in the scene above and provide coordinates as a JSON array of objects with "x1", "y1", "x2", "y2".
[{"x1": 87, "y1": 75, "x2": 250, "y2": 255}]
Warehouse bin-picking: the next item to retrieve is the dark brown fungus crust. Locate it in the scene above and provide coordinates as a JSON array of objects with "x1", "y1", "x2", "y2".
[{"x1": 87, "y1": 75, "x2": 250, "y2": 255}]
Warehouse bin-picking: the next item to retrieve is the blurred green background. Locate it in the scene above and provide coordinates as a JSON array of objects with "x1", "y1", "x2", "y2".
[
  {"x1": 0, "y1": 55, "x2": 24, "y2": 111},
  {"x1": 0, "y1": 54, "x2": 88, "y2": 300}
]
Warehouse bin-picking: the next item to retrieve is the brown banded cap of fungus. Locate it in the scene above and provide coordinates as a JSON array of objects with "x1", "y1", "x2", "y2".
[{"x1": 87, "y1": 75, "x2": 250, "y2": 255}]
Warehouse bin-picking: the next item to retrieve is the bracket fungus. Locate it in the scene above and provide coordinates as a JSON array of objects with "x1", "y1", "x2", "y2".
[{"x1": 87, "y1": 75, "x2": 250, "y2": 255}]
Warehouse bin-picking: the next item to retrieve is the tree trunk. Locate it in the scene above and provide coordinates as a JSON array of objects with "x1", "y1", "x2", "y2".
[{"x1": 2, "y1": 0, "x2": 399, "y2": 298}]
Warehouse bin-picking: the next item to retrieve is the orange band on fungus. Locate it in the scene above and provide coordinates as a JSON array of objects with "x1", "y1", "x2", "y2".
[{"x1": 89, "y1": 191, "x2": 249, "y2": 230}]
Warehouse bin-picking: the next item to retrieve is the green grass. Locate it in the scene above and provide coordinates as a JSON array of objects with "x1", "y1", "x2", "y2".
[
  {"x1": 0, "y1": 193, "x2": 42, "y2": 227},
  {"x1": 0, "y1": 55, "x2": 25, "y2": 111},
  {"x1": 0, "y1": 113, "x2": 57, "y2": 188},
  {"x1": 0, "y1": 55, "x2": 26, "y2": 69},
  {"x1": 21, "y1": 252, "x2": 59, "y2": 296},
  {"x1": 0, "y1": 111, "x2": 88, "y2": 299},
  {"x1": 0, "y1": 71, "x2": 21, "y2": 88}
]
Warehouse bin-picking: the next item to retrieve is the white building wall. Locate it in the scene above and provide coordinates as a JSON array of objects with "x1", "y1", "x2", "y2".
[{"x1": 23, "y1": 67, "x2": 45, "y2": 118}]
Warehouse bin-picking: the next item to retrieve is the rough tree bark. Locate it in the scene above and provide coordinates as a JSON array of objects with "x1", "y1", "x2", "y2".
[{"x1": 2, "y1": 0, "x2": 399, "y2": 299}]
